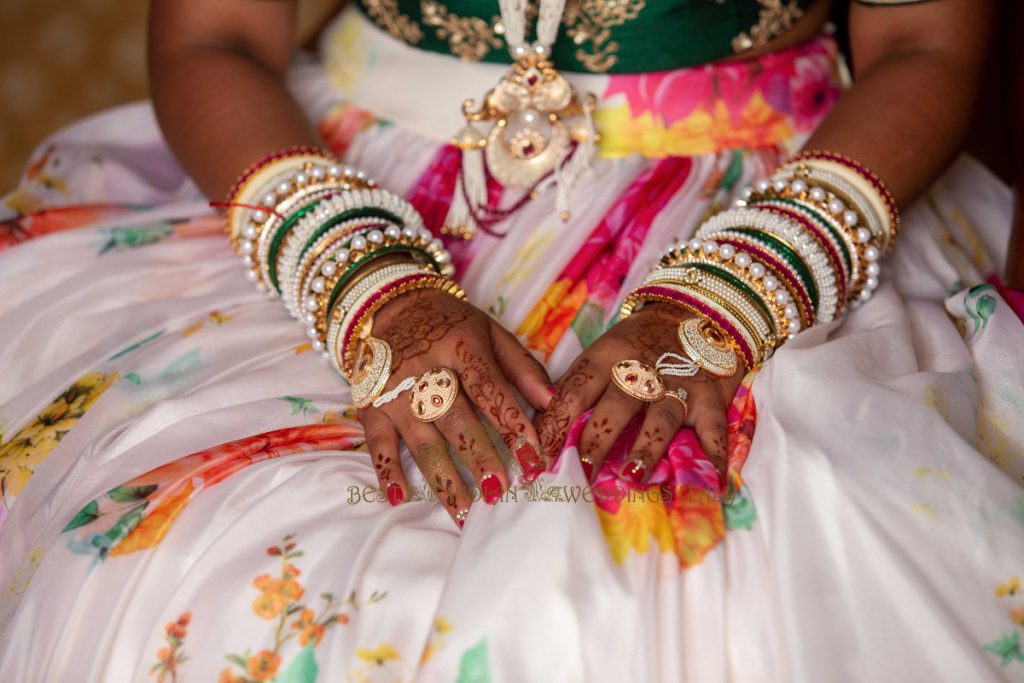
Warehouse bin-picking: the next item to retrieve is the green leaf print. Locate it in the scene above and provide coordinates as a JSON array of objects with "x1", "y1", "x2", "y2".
[
  {"x1": 97, "y1": 224, "x2": 174, "y2": 256},
  {"x1": 281, "y1": 396, "x2": 320, "y2": 416},
  {"x1": 723, "y1": 490, "x2": 757, "y2": 531},
  {"x1": 273, "y1": 643, "x2": 319, "y2": 683},
  {"x1": 91, "y1": 505, "x2": 146, "y2": 555},
  {"x1": 457, "y1": 639, "x2": 491, "y2": 683},
  {"x1": 107, "y1": 484, "x2": 158, "y2": 502},
  {"x1": 122, "y1": 373, "x2": 141, "y2": 385},
  {"x1": 720, "y1": 150, "x2": 744, "y2": 191},
  {"x1": 976, "y1": 295, "x2": 996, "y2": 327},
  {"x1": 571, "y1": 301, "x2": 608, "y2": 349},
  {"x1": 160, "y1": 349, "x2": 202, "y2": 379},
  {"x1": 984, "y1": 630, "x2": 1024, "y2": 667},
  {"x1": 108, "y1": 330, "x2": 164, "y2": 361},
  {"x1": 62, "y1": 500, "x2": 100, "y2": 532}
]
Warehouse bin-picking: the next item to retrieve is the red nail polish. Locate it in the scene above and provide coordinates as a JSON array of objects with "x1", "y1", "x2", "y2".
[
  {"x1": 386, "y1": 482, "x2": 404, "y2": 506},
  {"x1": 580, "y1": 457, "x2": 594, "y2": 481},
  {"x1": 623, "y1": 460, "x2": 646, "y2": 484},
  {"x1": 480, "y1": 474, "x2": 502, "y2": 505},
  {"x1": 455, "y1": 508, "x2": 468, "y2": 529},
  {"x1": 546, "y1": 384, "x2": 558, "y2": 395},
  {"x1": 515, "y1": 440, "x2": 544, "y2": 482}
]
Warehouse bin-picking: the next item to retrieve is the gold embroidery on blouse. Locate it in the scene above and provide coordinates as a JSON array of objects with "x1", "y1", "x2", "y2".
[
  {"x1": 562, "y1": 0, "x2": 646, "y2": 73},
  {"x1": 421, "y1": 1, "x2": 504, "y2": 61},
  {"x1": 731, "y1": 0, "x2": 803, "y2": 53},
  {"x1": 363, "y1": 0, "x2": 424, "y2": 44}
]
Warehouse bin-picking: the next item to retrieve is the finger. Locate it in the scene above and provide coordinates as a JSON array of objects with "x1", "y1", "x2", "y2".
[
  {"x1": 361, "y1": 408, "x2": 409, "y2": 506},
  {"x1": 623, "y1": 390, "x2": 687, "y2": 484},
  {"x1": 453, "y1": 339, "x2": 543, "y2": 484},
  {"x1": 488, "y1": 318, "x2": 553, "y2": 411},
  {"x1": 687, "y1": 392, "x2": 730, "y2": 483},
  {"x1": 393, "y1": 415, "x2": 474, "y2": 528},
  {"x1": 533, "y1": 356, "x2": 605, "y2": 470},
  {"x1": 579, "y1": 383, "x2": 645, "y2": 482},
  {"x1": 433, "y1": 391, "x2": 507, "y2": 505}
]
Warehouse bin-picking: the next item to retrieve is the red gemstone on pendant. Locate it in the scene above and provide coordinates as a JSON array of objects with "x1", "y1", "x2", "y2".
[
  {"x1": 522, "y1": 142, "x2": 536, "y2": 156},
  {"x1": 527, "y1": 73, "x2": 539, "y2": 86},
  {"x1": 419, "y1": 382, "x2": 428, "y2": 391},
  {"x1": 625, "y1": 373, "x2": 638, "y2": 382},
  {"x1": 431, "y1": 395, "x2": 443, "y2": 406}
]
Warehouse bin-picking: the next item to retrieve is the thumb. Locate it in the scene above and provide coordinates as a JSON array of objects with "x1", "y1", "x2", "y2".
[{"x1": 489, "y1": 318, "x2": 553, "y2": 411}]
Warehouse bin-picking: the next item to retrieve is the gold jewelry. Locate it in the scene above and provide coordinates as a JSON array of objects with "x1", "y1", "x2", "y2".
[
  {"x1": 409, "y1": 367, "x2": 460, "y2": 422},
  {"x1": 678, "y1": 317, "x2": 739, "y2": 377},
  {"x1": 609, "y1": 360, "x2": 666, "y2": 402},
  {"x1": 662, "y1": 388, "x2": 689, "y2": 415},
  {"x1": 349, "y1": 337, "x2": 393, "y2": 409}
]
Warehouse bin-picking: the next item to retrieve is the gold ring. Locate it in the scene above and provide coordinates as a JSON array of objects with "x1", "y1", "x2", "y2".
[
  {"x1": 662, "y1": 388, "x2": 689, "y2": 415},
  {"x1": 610, "y1": 360, "x2": 665, "y2": 402},
  {"x1": 678, "y1": 317, "x2": 738, "y2": 377},
  {"x1": 349, "y1": 337, "x2": 393, "y2": 409},
  {"x1": 409, "y1": 367, "x2": 460, "y2": 422}
]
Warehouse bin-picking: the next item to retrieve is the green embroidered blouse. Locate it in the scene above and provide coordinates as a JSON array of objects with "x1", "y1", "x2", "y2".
[{"x1": 355, "y1": 0, "x2": 818, "y2": 74}]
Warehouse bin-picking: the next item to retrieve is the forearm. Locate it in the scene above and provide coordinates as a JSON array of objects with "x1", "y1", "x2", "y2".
[
  {"x1": 804, "y1": 49, "x2": 979, "y2": 209},
  {"x1": 151, "y1": 46, "x2": 320, "y2": 200}
]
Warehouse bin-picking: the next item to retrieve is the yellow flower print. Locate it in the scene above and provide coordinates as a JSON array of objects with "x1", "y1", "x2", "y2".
[
  {"x1": 597, "y1": 497, "x2": 675, "y2": 564},
  {"x1": 0, "y1": 371, "x2": 118, "y2": 500},
  {"x1": 666, "y1": 487, "x2": 726, "y2": 569},
  {"x1": 356, "y1": 643, "x2": 401, "y2": 666},
  {"x1": 997, "y1": 576, "x2": 1021, "y2": 598},
  {"x1": 434, "y1": 617, "x2": 453, "y2": 633},
  {"x1": 247, "y1": 650, "x2": 281, "y2": 681},
  {"x1": 1010, "y1": 606, "x2": 1024, "y2": 627}
]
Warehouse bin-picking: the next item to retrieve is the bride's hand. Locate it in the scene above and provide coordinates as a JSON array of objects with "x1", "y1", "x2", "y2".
[
  {"x1": 534, "y1": 303, "x2": 745, "y2": 484},
  {"x1": 359, "y1": 289, "x2": 553, "y2": 526}
]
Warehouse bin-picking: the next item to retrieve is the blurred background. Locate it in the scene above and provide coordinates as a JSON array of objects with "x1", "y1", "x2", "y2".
[{"x1": 0, "y1": 0, "x2": 340, "y2": 190}]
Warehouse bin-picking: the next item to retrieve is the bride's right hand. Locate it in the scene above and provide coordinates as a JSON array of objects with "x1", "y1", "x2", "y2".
[{"x1": 358, "y1": 289, "x2": 553, "y2": 526}]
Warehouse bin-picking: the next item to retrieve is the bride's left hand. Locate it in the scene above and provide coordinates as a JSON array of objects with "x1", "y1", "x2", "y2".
[{"x1": 534, "y1": 303, "x2": 745, "y2": 484}]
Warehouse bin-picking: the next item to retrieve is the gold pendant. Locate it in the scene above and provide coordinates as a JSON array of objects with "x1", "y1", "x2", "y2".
[
  {"x1": 610, "y1": 360, "x2": 666, "y2": 402},
  {"x1": 454, "y1": 52, "x2": 597, "y2": 190},
  {"x1": 678, "y1": 318, "x2": 739, "y2": 378}
]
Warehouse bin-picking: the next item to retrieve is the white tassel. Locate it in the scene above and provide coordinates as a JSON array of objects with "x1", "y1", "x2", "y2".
[
  {"x1": 554, "y1": 107, "x2": 596, "y2": 220},
  {"x1": 443, "y1": 144, "x2": 486, "y2": 239}
]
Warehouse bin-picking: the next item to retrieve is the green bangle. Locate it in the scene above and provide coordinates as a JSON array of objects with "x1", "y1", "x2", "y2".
[
  {"x1": 268, "y1": 198, "x2": 327, "y2": 293},
  {"x1": 686, "y1": 262, "x2": 777, "y2": 332},
  {"x1": 725, "y1": 227, "x2": 819, "y2": 310},
  {"x1": 325, "y1": 244, "x2": 441, "y2": 315}
]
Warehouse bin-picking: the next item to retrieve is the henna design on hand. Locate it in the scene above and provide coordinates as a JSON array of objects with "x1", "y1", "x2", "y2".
[
  {"x1": 538, "y1": 358, "x2": 594, "y2": 459},
  {"x1": 455, "y1": 340, "x2": 524, "y2": 444}
]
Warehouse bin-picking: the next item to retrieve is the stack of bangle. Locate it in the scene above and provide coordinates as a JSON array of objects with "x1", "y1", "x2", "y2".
[
  {"x1": 620, "y1": 150, "x2": 898, "y2": 371},
  {"x1": 225, "y1": 148, "x2": 463, "y2": 389}
]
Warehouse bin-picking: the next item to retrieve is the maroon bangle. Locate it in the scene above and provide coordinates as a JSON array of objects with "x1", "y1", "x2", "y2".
[
  {"x1": 755, "y1": 203, "x2": 848, "y2": 306},
  {"x1": 786, "y1": 150, "x2": 900, "y2": 238},
  {"x1": 339, "y1": 272, "x2": 434, "y2": 369},
  {"x1": 225, "y1": 146, "x2": 333, "y2": 206},
  {"x1": 629, "y1": 284, "x2": 756, "y2": 368},
  {"x1": 708, "y1": 235, "x2": 817, "y2": 328}
]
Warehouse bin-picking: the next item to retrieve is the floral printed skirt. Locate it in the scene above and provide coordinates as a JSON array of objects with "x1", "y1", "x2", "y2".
[{"x1": 2, "y1": 7, "x2": 1023, "y2": 681}]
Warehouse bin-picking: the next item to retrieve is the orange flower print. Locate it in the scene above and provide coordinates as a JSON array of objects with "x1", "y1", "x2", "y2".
[
  {"x1": 217, "y1": 535, "x2": 376, "y2": 682},
  {"x1": 150, "y1": 612, "x2": 190, "y2": 682},
  {"x1": 218, "y1": 668, "x2": 243, "y2": 683},
  {"x1": 247, "y1": 650, "x2": 281, "y2": 681},
  {"x1": 252, "y1": 590, "x2": 289, "y2": 620}
]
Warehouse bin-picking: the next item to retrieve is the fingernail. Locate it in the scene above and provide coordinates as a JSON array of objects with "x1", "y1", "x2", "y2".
[
  {"x1": 623, "y1": 459, "x2": 646, "y2": 485},
  {"x1": 580, "y1": 456, "x2": 594, "y2": 482},
  {"x1": 455, "y1": 508, "x2": 469, "y2": 529},
  {"x1": 480, "y1": 474, "x2": 502, "y2": 505},
  {"x1": 546, "y1": 384, "x2": 558, "y2": 395},
  {"x1": 514, "y1": 439, "x2": 544, "y2": 483},
  {"x1": 386, "y1": 482, "x2": 404, "y2": 506}
]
